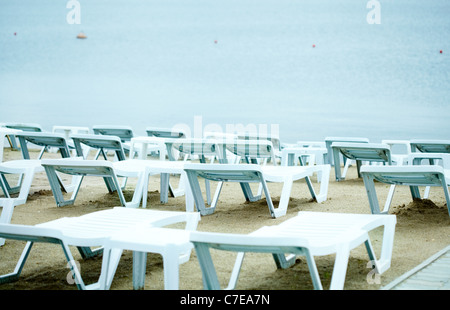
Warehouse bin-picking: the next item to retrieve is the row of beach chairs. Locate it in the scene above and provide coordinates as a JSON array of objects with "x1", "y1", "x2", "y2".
[{"x1": 0, "y1": 123, "x2": 448, "y2": 290}]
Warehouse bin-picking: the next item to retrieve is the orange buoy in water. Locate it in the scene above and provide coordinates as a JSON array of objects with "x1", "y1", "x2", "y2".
[
  {"x1": 440, "y1": 50, "x2": 443, "y2": 54},
  {"x1": 312, "y1": 44, "x2": 316, "y2": 48},
  {"x1": 77, "y1": 32, "x2": 87, "y2": 39}
]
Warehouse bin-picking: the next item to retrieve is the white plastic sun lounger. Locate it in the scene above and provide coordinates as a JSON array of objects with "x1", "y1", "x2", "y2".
[
  {"x1": 71, "y1": 134, "x2": 127, "y2": 161},
  {"x1": 113, "y1": 160, "x2": 193, "y2": 210},
  {"x1": 146, "y1": 127, "x2": 186, "y2": 139},
  {"x1": 222, "y1": 139, "x2": 278, "y2": 165},
  {"x1": 190, "y1": 211, "x2": 396, "y2": 290},
  {"x1": 93, "y1": 125, "x2": 134, "y2": 143},
  {"x1": 169, "y1": 138, "x2": 226, "y2": 204},
  {"x1": 99, "y1": 212, "x2": 200, "y2": 290},
  {"x1": 0, "y1": 198, "x2": 28, "y2": 246},
  {"x1": 324, "y1": 137, "x2": 369, "y2": 165},
  {"x1": 0, "y1": 132, "x2": 75, "y2": 200},
  {"x1": 92, "y1": 125, "x2": 137, "y2": 157},
  {"x1": 15, "y1": 132, "x2": 72, "y2": 160},
  {"x1": 3, "y1": 123, "x2": 42, "y2": 151},
  {"x1": 235, "y1": 133, "x2": 282, "y2": 160},
  {"x1": 0, "y1": 207, "x2": 200, "y2": 290},
  {"x1": 41, "y1": 159, "x2": 144, "y2": 208},
  {"x1": 0, "y1": 127, "x2": 22, "y2": 162},
  {"x1": 71, "y1": 134, "x2": 130, "y2": 188},
  {"x1": 360, "y1": 165, "x2": 450, "y2": 215},
  {"x1": 410, "y1": 139, "x2": 450, "y2": 153},
  {"x1": 184, "y1": 163, "x2": 330, "y2": 218},
  {"x1": 331, "y1": 142, "x2": 392, "y2": 181}
]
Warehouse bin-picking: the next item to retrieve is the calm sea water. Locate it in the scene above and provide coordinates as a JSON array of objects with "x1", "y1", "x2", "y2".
[{"x1": 1, "y1": 0, "x2": 449, "y2": 143}]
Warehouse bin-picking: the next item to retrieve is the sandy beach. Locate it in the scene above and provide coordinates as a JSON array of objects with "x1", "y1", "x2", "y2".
[{"x1": 0, "y1": 147, "x2": 449, "y2": 291}]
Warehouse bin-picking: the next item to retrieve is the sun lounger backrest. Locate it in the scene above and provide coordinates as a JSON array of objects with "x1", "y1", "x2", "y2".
[
  {"x1": 15, "y1": 132, "x2": 71, "y2": 159},
  {"x1": 361, "y1": 165, "x2": 446, "y2": 187},
  {"x1": 325, "y1": 137, "x2": 369, "y2": 161},
  {"x1": 236, "y1": 133, "x2": 281, "y2": 151},
  {"x1": 184, "y1": 163, "x2": 263, "y2": 183},
  {"x1": 5, "y1": 123, "x2": 42, "y2": 132},
  {"x1": 146, "y1": 127, "x2": 186, "y2": 139},
  {"x1": 360, "y1": 165, "x2": 450, "y2": 215},
  {"x1": 93, "y1": 125, "x2": 134, "y2": 142},
  {"x1": 42, "y1": 159, "x2": 116, "y2": 177},
  {"x1": 172, "y1": 139, "x2": 223, "y2": 160},
  {"x1": 71, "y1": 134, "x2": 126, "y2": 160},
  {"x1": 410, "y1": 139, "x2": 450, "y2": 153},
  {"x1": 223, "y1": 139, "x2": 276, "y2": 164},
  {"x1": 332, "y1": 142, "x2": 391, "y2": 163}
]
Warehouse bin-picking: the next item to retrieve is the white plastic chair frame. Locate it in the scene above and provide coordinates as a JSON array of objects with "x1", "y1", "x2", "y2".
[
  {"x1": 190, "y1": 211, "x2": 396, "y2": 290},
  {"x1": 360, "y1": 164, "x2": 450, "y2": 215},
  {"x1": 92, "y1": 125, "x2": 134, "y2": 142},
  {"x1": 184, "y1": 163, "x2": 330, "y2": 218},
  {"x1": 1, "y1": 132, "x2": 74, "y2": 198},
  {"x1": 331, "y1": 142, "x2": 392, "y2": 181},
  {"x1": 324, "y1": 137, "x2": 369, "y2": 166},
  {"x1": 0, "y1": 198, "x2": 29, "y2": 246},
  {"x1": 0, "y1": 208, "x2": 199, "y2": 290},
  {"x1": 236, "y1": 133, "x2": 282, "y2": 159},
  {"x1": 168, "y1": 139, "x2": 226, "y2": 205},
  {"x1": 146, "y1": 127, "x2": 186, "y2": 139},
  {"x1": 410, "y1": 139, "x2": 450, "y2": 153},
  {"x1": 15, "y1": 132, "x2": 71, "y2": 160},
  {"x1": 4, "y1": 123, "x2": 42, "y2": 150},
  {"x1": 0, "y1": 223, "x2": 85, "y2": 288},
  {"x1": 71, "y1": 134, "x2": 126, "y2": 161},
  {"x1": 223, "y1": 139, "x2": 277, "y2": 165},
  {"x1": 99, "y1": 212, "x2": 200, "y2": 290},
  {"x1": 41, "y1": 159, "x2": 143, "y2": 208}
]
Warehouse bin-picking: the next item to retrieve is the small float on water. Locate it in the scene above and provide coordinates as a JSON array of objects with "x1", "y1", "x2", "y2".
[{"x1": 76, "y1": 32, "x2": 87, "y2": 39}]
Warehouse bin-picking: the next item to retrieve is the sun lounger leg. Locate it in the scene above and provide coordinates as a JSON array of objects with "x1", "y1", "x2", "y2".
[
  {"x1": 76, "y1": 246, "x2": 103, "y2": 259},
  {"x1": 356, "y1": 160, "x2": 362, "y2": 178},
  {"x1": 333, "y1": 148, "x2": 343, "y2": 181},
  {"x1": 424, "y1": 186, "x2": 430, "y2": 198},
  {"x1": 364, "y1": 219, "x2": 395, "y2": 274},
  {"x1": 303, "y1": 249, "x2": 323, "y2": 290},
  {"x1": 0, "y1": 241, "x2": 33, "y2": 284},
  {"x1": 409, "y1": 185, "x2": 421, "y2": 200},
  {"x1": 182, "y1": 173, "x2": 195, "y2": 212},
  {"x1": 442, "y1": 183, "x2": 450, "y2": 216},
  {"x1": 240, "y1": 183, "x2": 261, "y2": 202},
  {"x1": 362, "y1": 173, "x2": 382, "y2": 214},
  {"x1": 186, "y1": 171, "x2": 216, "y2": 215},
  {"x1": 273, "y1": 177, "x2": 293, "y2": 218},
  {"x1": 133, "y1": 251, "x2": 147, "y2": 290},
  {"x1": 160, "y1": 173, "x2": 170, "y2": 203},
  {"x1": 272, "y1": 253, "x2": 296, "y2": 269},
  {"x1": 61, "y1": 242, "x2": 86, "y2": 290},
  {"x1": 1, "y1": 171, "x2": 26, "y2": 196},
  {"x1": 44, "y1": 165, "x2": 81, "y2": 207},
  {"x1": 342, "y1": 158, "x2": 352, "y2": 179},
  {"x1": 205, "y1": 179, "x2": 211, "y2": 205},
  {"x1": 208, "y1": 181, "x2": 223, "y2": 212},
  {"x1": 162, "y1": 247, "x2": 181, "y2": 290},
  {"x1": 0, "y1": 199, "x2": 15, "y2": 226},
  {"x1": 329, "y1": 244, "x2": 350, "y2": 290},
  {"x1": 0, "y1": 175, "x2": 12, "y2": 198},
  {"x1": 226, "y1": 252, "x2": 245, "y2": 290},
  {"x1": 193, "y1": 243, "x2": 222, "y2": 290},
  {"x1": 315, "y1": 165, "x2": 331, "y2": 203},
  {"x1": 97, "y1": 247, "x2": 123, "y2": 290}
]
